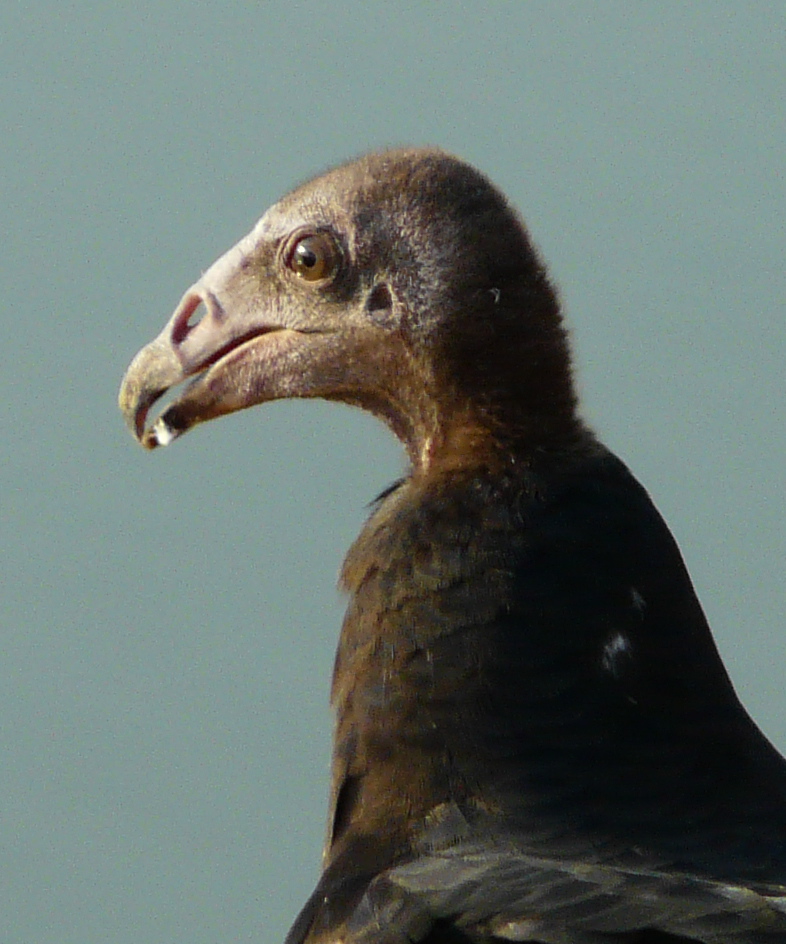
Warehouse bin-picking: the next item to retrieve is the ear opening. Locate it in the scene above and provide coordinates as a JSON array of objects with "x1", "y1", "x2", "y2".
[{"x1": 365, "y1": 282, "x2": 395, "y2": 326}]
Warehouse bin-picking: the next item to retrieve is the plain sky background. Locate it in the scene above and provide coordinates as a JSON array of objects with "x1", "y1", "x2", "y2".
[{"x1": 3, "y1": 3, "x2": 785, "y2": 942}]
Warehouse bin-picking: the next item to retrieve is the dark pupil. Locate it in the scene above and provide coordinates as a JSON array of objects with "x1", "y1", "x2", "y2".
[{"x1": 297, "y1": 244, "x2": 318, "y2": 269}]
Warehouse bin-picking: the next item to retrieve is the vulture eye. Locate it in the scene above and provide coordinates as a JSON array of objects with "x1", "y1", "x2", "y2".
[{"x1": 288, "y1": 232, "x2": 340, "y2": 282}]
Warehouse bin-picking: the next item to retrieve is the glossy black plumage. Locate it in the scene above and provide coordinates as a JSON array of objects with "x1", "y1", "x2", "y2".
[{"x1": 119, "y1": 148, "x2": 786, "y2": 943}]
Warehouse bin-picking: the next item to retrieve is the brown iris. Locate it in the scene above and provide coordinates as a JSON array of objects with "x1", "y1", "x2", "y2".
[{"x1": 288, "y1": 232, "x2": 340, "y2": 282}]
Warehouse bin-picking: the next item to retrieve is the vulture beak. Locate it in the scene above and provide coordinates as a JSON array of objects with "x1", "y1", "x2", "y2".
[{"x1": 118, "y1": 228, "x2": 342, "y2": 449}]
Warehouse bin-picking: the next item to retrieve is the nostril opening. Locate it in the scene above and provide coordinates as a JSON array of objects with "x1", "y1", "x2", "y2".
[
  {"x1": 172, "y1": 294, "x2": 206, "y2": 345},
  {"x1": 186, "y1": 303, "x2": 206, "y2": 330}
]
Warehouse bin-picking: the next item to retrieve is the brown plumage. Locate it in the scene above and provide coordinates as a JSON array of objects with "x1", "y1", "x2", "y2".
[{"x1": 119, "y1": 148, "x2": 786, "y2": 943}]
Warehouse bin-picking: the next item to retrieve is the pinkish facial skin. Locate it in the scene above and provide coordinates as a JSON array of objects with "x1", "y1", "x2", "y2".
[{"x1": 120, "y1": 218, "x2": 334, "y2": 449}]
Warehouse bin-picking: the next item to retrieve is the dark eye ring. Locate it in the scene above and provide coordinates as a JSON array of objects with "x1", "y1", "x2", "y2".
[{"x1": 287, "y1": 232, "x2": 341, "y2": 282}]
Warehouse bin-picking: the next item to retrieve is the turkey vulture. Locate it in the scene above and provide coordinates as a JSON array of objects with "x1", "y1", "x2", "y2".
[{"x1": 119, "y1": 148, "x2": 786, "y2": 943}]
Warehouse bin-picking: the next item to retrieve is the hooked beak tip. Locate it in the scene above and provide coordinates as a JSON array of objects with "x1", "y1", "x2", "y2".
[
  {"x1": 118, "y1": 334, "x2": 188, "y2": 446},
  {"x1": 145, "y1": 417, "x2": 180, "y2": 449}
]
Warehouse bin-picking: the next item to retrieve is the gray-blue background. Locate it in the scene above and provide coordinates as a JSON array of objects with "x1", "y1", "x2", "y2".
[{"x1": 3, "y1": 4, "x2": 785, "y2": 942}]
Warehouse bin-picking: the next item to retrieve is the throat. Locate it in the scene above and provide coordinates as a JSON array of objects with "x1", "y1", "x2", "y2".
[
  {"x1": 418, "y1": 419, "x2": 503, "y2": 476},
  {"x1": 411, "y1": 404, "x2": 583, "y2": 479}
]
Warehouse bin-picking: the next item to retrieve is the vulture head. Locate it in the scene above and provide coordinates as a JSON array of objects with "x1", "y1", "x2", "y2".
[{"x1": 119, "y1": 148, "x2": 579, "y2": 471}]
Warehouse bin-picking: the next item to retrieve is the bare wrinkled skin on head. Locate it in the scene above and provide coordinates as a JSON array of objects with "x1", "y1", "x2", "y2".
[{"x1": 119, "y1": 147, "x2": 576, "y2": 471}]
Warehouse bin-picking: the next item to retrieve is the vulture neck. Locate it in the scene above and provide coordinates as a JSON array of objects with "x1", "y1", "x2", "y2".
[{"x1": 386, "y1": 385, "x2": 585, "y2": 481}]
